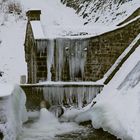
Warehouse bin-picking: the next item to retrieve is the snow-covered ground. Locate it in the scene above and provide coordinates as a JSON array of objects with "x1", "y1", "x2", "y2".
[
  {"x1": 0, "y1": 16, "x2": 27, "y2": 84},
  {"x1": 75, "y1": 0, "x2": 140, "y2": 25}
]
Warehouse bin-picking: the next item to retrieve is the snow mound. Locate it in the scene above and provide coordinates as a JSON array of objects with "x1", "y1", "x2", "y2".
[
  {"x1": 0, "y1": 84, "x2": 28, "y2": 140},
  {"x1": 72, "y1": 45, "x2": 140, "y2": 140}
]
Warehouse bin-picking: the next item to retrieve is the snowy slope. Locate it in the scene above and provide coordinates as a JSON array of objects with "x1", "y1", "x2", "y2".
[
  {"x1": 89, "y1": 45, "x2": 140, "y2": 140},
  {"x1": 62, "y1": 0, "x2": 140, "y2": 25},
  {"x1": 20, "y1": 0, "x2": 111, "y2": 38},
  {"x1": 20, "y1": 0, "x2": 140, "y2": 38},
  {"x1": 0, "y1": 14, "x2": 27, "y2": 84},
  {"x1": 0, "y1": 0, "x2": 28, "y2": 84}
]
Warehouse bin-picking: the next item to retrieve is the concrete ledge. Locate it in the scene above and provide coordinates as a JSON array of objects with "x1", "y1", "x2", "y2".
[{"x1": 21, "y1": 81, "x2": 104, "y2": 87}]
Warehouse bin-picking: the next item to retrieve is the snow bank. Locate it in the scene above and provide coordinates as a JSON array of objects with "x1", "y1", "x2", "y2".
[
  {"x1": 72, "y1": 45, "x2": 140, "y2": 140},
  {"x1": 0, "y1": 84, "x2": 14, "y2": 97},
  {"x1": 0, "y1": 84, "x2": 28, "y2": 140},
  {"x1": 89, "y1": 83, "x2": 140, "y2": 140}
]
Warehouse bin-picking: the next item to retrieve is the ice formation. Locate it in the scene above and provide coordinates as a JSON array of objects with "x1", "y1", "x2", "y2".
[
  {"x1": 47, "y1": 39, "x2": 54, "y2": 81},
  {"x1": 0, "y1": 84, "x2": 28, "y2": 140},
  {"x1": 43, "y1": 85, "x2": 102, "y2": 107},
  {"x1": 55, "y1": 38, "x2": 88, "y2": 81},
  {"x1": 37, "y1": 38, "x2": 89, "y2": 81}
]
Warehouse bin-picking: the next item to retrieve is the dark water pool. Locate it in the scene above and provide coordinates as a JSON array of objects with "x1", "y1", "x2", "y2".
[
  {"x1": 19, "y1": 119, "x2": 118, "y2": 140},
  {"x1": 18, "y1": 110, "x2": 119, "y2": 140},
  {"x1": 56, "y1": 125, "x2": 118, "y2": 140}
]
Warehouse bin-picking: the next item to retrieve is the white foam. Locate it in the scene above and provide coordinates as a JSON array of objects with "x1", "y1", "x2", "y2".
[{"x1": 18, "y1": 108, "x2": 84, "y2": 140}]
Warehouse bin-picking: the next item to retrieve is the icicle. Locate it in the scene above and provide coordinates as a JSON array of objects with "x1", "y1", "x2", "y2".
[
  {"x1": 43, "y1": 85, "x2": 103, "y2": 107},
  {"x1": 54, "y1": 38, "x2": 89, "y2": 81},
  {"x1": 36, "y1": 39, "x2": 48, "y2": 52},
  {"x1": 55, "y1": 39, "x2": 64, "y2": 81},
  {"x1": 47, "y1": 40, "x2": 54, "y2": 81},
  {"x1": 35, "y1": 37, "x2": 89, "y2": 81}
]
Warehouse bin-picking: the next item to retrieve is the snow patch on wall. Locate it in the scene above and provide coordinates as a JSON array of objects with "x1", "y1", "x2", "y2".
[{"x1": 30, "y1": 21, "x2": 45, "y2": 39}]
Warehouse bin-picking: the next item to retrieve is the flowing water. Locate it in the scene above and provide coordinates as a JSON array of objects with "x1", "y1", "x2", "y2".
[{"x1": 17, "y1": 108, "x2": 118, "y2": 140}]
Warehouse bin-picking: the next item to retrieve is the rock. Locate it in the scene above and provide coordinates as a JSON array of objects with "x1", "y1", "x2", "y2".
[
  {"x1": 0, "y1": 132, "x2": 3, "y2": 140},
  {"x1": 0, "y1": 71, "x2": 4, "y2": 77},
  {"x1": 40, "y1": 100, "x2": 50, "y2": 109},
  {"x1": 49, "y1": 105, "x2": 64, "y2": 118}
]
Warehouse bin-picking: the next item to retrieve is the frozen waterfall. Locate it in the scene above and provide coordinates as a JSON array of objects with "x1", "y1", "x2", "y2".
[
  {"x1": 43, "y1": 85, "x2": 102, "y2": 108},
  {"x1": 37, "y1": 38, "x2": 89, "y2": 81}
]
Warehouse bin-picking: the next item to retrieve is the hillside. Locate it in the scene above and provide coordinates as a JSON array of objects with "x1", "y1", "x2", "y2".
[
  {"x1": 62, "y1": 0, "x2": 140, "y2": 25},
  {"x1": 0, "y1": 1, "x2": 27, "y2": 84}
]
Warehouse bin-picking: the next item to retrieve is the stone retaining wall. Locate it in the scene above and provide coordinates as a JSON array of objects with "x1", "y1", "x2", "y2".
[
  {"x1": 21, "y1": 84, "x2": 104, "y2": 111},
  {"x1": 85, "y1": 17, "x2": 140, "y2": 81}
]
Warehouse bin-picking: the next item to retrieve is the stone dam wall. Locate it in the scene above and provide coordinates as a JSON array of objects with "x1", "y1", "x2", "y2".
[
  {"x1": 85, "y1": 17, "x2": 140, "y2": 81},
  {"x1": 25, "y1": 16, "x2": 140, "y2": 83},
  {"x1": 23, "y1": 10, "x2": 140, "y2": 110},
  {"x1": 21, "y1": 84, "x2": 104, "y2": 111}
]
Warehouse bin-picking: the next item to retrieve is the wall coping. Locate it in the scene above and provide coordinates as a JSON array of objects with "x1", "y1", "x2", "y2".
[{"x1": 20, "y1": 81, "x2": 104, "y2": 88}]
